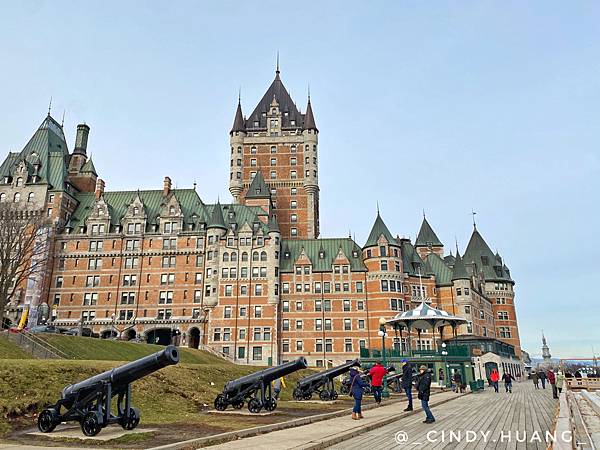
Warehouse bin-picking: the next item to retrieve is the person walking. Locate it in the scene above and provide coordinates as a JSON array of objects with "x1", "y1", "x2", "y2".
[
  {"x1": 416, "y1": 365, "x2": 435, "y2": 424},
  {"x1": 547, "y1": 369, "x2": 558, "y2": 399},
  {"x1": 272, "y1": 376, "x2": 286, "y2": 400},
  {"x1": 400, "y1": 359, "x2": 415, "y2": 411},
  {"x1": 349, "y1": 367, "x2": 366, "y2": 420},
  {"x1": 369, "y1": 361, "x2": 387, "y2": 405},
  {"x1": 502, "y1": 371, "x2": 515, "y2": 393},
  {"x1": 490, "y1": 368, "x2": 500, "y2": 393},
  {"x1": 531, "y1": 371, "x2": 539, "y2": 389},
  {"x1": 453, "y1": 372, "x2": 463, "y2": 393},
  {"x1": 556, "y1": 371, "x2": 565, "y2": 394},
  {"x1": 539, "y1": 370, "x2": 547, "y2": 389}
]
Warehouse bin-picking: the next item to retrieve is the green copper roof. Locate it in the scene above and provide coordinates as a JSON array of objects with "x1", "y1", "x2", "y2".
[
  {"x1": 245, "y1": 170, "x2": 270, "y2": 199},
  {"x1": 268, "y1": 215, "x2": 280, "y2": 233},
  {"x1": 451, "y1": 251, "x2": 470, "y2": 281},
  {"x1": 464, "y1": 228, "x2": 513, "y2": 282},
  {"x1": 280, "y1": 238, "x2": 366, "y2": 272},
  {"x1": 364, "y1": 212, "x2": 395, "y2": 247},
  {"x1": 415, "y1": 217, "x2": 443, "y2": 247},
  {"x1": 207, "y1": 201, "x2": 227, "y2": 230},
  {"x1": 426, "y1": 253, "x2": 453, "y2": 286},
  {"x1": 0, "y1": 115, "x2": 70, "y2": 190},
  {"x1": 80, "y1": 158, "x2": 97, "y2": 175},
  {"x1": 399, "y1": 240, "x2": 432, "y2": 277}
]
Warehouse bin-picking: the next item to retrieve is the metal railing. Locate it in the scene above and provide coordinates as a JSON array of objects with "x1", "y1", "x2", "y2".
[
  {"x1": 360, "y1": 346, "x2": 469, "y2": 359},
  {"x1": 6, "y1": 331, "x2": 70, "y2": 359}
]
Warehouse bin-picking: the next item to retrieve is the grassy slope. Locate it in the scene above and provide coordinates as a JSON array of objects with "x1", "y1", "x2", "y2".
[
  {"x1": 0, "y1": 336, "x2": 31, "y2": 359},
  {"x1": 0, "y1": 349, "x2": 316, "y2": 436},
  {"x1": 37, "y1": 334, "x2": 224, "y2": 364}
]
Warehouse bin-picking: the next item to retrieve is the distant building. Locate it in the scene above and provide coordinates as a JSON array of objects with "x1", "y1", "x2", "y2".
[
  {"x1": 542, "y1": 332, "x2": 552, "y2": 361},
  {"x1": 1, "y1": 66, "x2": 522, "y2": 366}
]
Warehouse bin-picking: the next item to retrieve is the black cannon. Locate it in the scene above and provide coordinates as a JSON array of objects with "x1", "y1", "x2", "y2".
[
  {"x1": 293, "y1": 359, "x2": 360, "y2": 401},
  {"x1": 214, "y1": 357, "x2": 307, "y2": 413},
  {"x1": 37, "y1": 345, "x2": 179, "y2": 436},
  {"x1": 386, "y1": 372, "x2": 404, "y2": 392}
]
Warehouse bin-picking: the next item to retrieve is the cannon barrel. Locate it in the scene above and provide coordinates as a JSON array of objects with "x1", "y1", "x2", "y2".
[
  {"x1": 298, "y1": 359, "x2": 360, "y2": 387},
  {"x1": 224, "y1": 357, "x2": 307, "y2": 392},
  {"x1": 62, "y1": 345, "x2": 180, "y2": 399}
]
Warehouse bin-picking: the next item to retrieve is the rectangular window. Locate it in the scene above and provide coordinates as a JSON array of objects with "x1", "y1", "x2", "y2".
[
  {"x1": 224, "y1": 306, "x2": 232, "y2": 318},
  {"x1": 296, "y1": 320, "x2": 303, "y2": 330},
  {"x1": 254, "y1": 305, "x2": 262, "y2": 317},
  {"x1": 252, "y1": 347, "x2": 262, "y2": 361},
  {"x1": 315, "y1": 319, "x2": 322, "y2": 331},
  {"x1": 296, "y1": 340, "x2": 303, "y2": 351},
  {"x1": 282, "y1": 301, "x2": 290, "y2": 312},
  {"x1": 324, "y1": 318, "x2": 332, "y2": 331},
  {"x1": 358, "y1": 319, "x2": 365, "y2": 329},
  {"x1": 159, "y1": 291, "x2": 174, "y2": 304},
  {"x1": 296, "y1": 301, "x2": 302, "y2": 311},
  {"x1": 282, "y1": 319, "x2": 290, "y2": 331},
  {"x1": 357, "y1": 301, "x2": 364, "y2": 310},
  {"x1": 344, "y1": 318, "x2": 351, "y2": 330},
  {"x1": 343, "y1": 299, "x2": 351, "y2": 311}
]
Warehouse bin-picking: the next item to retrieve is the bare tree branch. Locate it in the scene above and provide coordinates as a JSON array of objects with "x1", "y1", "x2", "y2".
[{"x1": 0, "y1": 202, "x2": 51, "y2": 327}]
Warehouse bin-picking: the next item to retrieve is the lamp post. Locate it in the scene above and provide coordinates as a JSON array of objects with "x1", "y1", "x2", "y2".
[
  {"x1": 441, "y1": 342, "x2": 449, "y2": 388},
  {"x1": 111, "y1": 313, "x2": 116, "y2": 339},
  {"x1": 378, "y1": 317, "x2": 390, "y2": 398}
]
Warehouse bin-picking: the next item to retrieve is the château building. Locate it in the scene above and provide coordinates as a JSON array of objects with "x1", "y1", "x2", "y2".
[{"x1": 1, "y1": 67, "x2": 521, "y2": 367}]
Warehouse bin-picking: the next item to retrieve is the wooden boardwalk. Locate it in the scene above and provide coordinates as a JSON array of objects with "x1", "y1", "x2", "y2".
[{"x1": 330, "y1": 381, "x2": 558, "y2": 450}]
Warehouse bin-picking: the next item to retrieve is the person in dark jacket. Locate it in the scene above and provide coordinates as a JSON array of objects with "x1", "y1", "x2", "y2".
[
  {"x1": 547, "y1": 370, "x2": 558, "y2": 399},
  {"x1": 400, "y1": 359, "x2": 415, "y2": 411},
  {"x1": 349, "y1": 367, "x2": 366, "y2": 420},
  {"x1": 538, "y1": 370, "x2": 547, "y2": 389},
  {"x1": 502, "y1": 372, "x2": 515, "y2": 393},
  {"x1": 453, "y1": 372, "x2": 463, "y2": 393},
  {"x1": 416, "y1": 365, "x2": 435, "y2": 423}
]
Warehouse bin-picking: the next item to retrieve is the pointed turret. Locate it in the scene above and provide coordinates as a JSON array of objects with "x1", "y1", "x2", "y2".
[
  {"x1": 230, "y1": 100, "x2": 245, "y2": 133},
  {"x1": 207, "y1": 202, "x2": 227, "y2": 230},
  {"x1": 303, "y1": 96, "x2": 318, "y2": 132},
  {"x1": 268, "y1": 214, "x2": 280, "y2": 233},
  {"x1": 464, "y1": 228, "x2": 512, "y2": 282},
  {"x1": 364, "y1": 211, "x2": 395, "y2": 247},
  {"x1": 80, "y1": 158, "x2": 97, "y2": 175},
  {"x1": 415, "y1": 217, "x2": 443, "y2": 248},
  {"x1": 245, "y1": 170, "x2": 270, "y2": 199},
  {"x1": 451, "y1": 251, "x2": 470, "y2": 281}
]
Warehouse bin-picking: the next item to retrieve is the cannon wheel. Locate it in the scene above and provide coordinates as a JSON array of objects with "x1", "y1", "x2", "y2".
[
  {"x1": 264, "y1": 398, "x2": 277, "y2": 412},
  {"x1": 303, "y1": 392, "x2": 312, "y2": 400},
  {"x1": 247, "y1": 397, "x2": 262, "y2": 413},
  {"x1": 319, "y1": 390, "x2": 330, "y2": 401},
  {"x1": 340, "y1": 385, "x2": 349, "y2": 395},
  {"x1": 37, "y1": 408, "x2": 59, "y2": 433},
  {"x1": 81, "y1": 411, "x2": 103, "y2": 437},
  {"x1": 214, "y1": 394, "x2": 228, "y2": 411},
  {"x1": 120, "y1": 407, "x2": 141, "y2": 430},
  {"x1": 232, "y1": 400, "x2": 244, "y2": 409},
  {"x1": 292, "y1": 388, "x2": 303, "y2": 401},
  {"x1": 330, "y1": 390, "x2": 338, "y2": 400}
]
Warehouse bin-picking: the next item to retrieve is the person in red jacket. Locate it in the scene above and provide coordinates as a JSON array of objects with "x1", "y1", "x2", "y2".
[
  {"x1": 369, "y1": 361, "x2": 387, "y2": 404},
  {"x1": 490, "y1": 368, "x2": 500, "y2": 393},
  {"x1": 547, "y1": 369, "x2": 558, "y2": 399}
]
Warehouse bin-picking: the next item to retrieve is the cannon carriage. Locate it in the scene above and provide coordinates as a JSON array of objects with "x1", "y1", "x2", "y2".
[
  {"x1": 292, "y1": 359, "x2": 360, "y2": 401},
  {"x1": 37, "y1": 345, "x2": 179, "y2": 436},
  {"x1": 214, "y1": 357, "x2": 308, "y2": 413}
]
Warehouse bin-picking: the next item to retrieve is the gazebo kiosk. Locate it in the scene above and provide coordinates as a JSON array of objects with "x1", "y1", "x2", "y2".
[{"x1": 360, "y1": 301, "x2": 475, "y2": 388}]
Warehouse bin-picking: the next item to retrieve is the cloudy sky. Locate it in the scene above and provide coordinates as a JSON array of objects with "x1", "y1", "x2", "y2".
[{"x1": 1, "y1": 1, "x2": 598, "y2": 358}]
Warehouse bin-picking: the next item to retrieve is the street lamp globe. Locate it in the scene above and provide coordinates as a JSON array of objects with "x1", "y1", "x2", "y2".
[{"x1": 441, "y1": 342, "x2": 447, "y2": 348}]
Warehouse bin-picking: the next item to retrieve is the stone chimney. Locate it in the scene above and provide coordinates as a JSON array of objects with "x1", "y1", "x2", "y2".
[
  {"x1": 95, "y1": 178, "x2": 105, "y2": 199},
  {"x1": 74, "y1": 124, "x2": 90, "y2": 155},
  {"x1": 163, "y1": 176, "x2": 172, "y2": 196}
]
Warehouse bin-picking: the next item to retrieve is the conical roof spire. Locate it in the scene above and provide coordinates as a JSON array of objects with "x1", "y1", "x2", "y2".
[
  {"x1": 364, "y1": 210, "x2": 395, "y2": 247},
  {"x1": 245, "y1": 170, "x2": 270, "y2": 199},
  {"x1": 415, "y1": 216, "x2": 443, "y2": 248},
  {"x1": 451, "y1": 251, "x2": 470, "y2": 281},
  {"x1": 303, "y1": 96, "x2": 318, "y2": 131},
  {"x1": 268, "y1": 214, "x2": 280, "y2": 233},
  {"x1": 207, "y1": 202, "x2": 227, "y2": 230},
  {"x1": 230, "y1": 98, "x2": 245, "y2": 133}
]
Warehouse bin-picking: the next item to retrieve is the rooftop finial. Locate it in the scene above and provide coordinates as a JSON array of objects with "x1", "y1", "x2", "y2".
[
  {"x1": 193, "y1": 179, "x2": 197, "y2": 191},
  {"x1": 308, "y1": 83, "x2": 311, "y2": 101},
  {"x1": 376, "y1": 201, "x2": 380, "y2": 215},
  {"x1": 61, "y1": 110, "x2": 65, "y2": 127},
  {"x1": 471, "y1": 209, "x2": 477, "y2": 229},
  {"x1": 276, "y1": 51, "x2": 280, "y2": 74},
  {"x1": 455, "y1": 236, "x2": 459, "y2": 254},
  {"x1": 238, "y1": 86, "x2": 241, "y2": 104},
  {"x1": 422, "y1": 209, "x2": 426, "y2": 219},
  {"x1": 48, "y1": 97, "x2": 52, "y2": 116}
]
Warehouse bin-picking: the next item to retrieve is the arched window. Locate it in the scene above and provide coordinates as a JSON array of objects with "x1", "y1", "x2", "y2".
[
  {"x1": 260, "y1": 251, "x2": 267, "y2": 261},
  {"x1": 0, "y1": 193, "x2": 6, "y2": 202},
  {"x1": 16, "y1": 177, "x2": 23, "y2": 187},
  {"x1": 230, "y1": 252, "x2": 237, "y2": 261},
  {"x1": 133, "y1": 207, "x2": 139, "y2": 215},
  {"x1": 13, "y1": 193, "x2": 20, "y2": 203},
  {"x1": 241, "y1": 252, "x2": 248, "y2": 262},
  {"x1": 27, "y1": 192, "x2": 35, "y2": 202},
  {"x1": 252, "y1": 251, "x2": 259, "y2": 262},
  {"x1": 222, "y1": 252, "x2": 229, "y2": 262}
]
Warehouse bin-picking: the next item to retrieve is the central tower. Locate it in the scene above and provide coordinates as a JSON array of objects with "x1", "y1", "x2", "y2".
[{"x1": 229, "y1": 67, "x2": 320, "y2": 239}]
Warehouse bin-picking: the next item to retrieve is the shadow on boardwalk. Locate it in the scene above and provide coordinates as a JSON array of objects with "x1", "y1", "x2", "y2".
[{"x1": 332, "y1": 381, "x2": 558, "y2": 450}]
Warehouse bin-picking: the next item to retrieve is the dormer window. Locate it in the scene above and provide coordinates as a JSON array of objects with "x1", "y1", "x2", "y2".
[
  {"x1": 169, "y1": 206, "x2": 176, "y2": 215},
  {"x1": 290, "y1": 120, "x2": 295, "y2": 126},
  {"x1": 254, "y1": 121, "x2": 259, "y2": 127},
  {"x1": 481, "y1": 256, "x2": 489, "y2": 266},
  {"x1": 133, "y1": 207, "x2": 139, "y2": 215},
  {"x1": 319, "y1": 250, "x2": 325, "y2": 259},
  {"x1": 284, "y1": 111, "x2": 289, "y2": 117},
  {"x1": 284, "y1": 251, "x2": 290, "y2": 259},
  {"x1": 16, "y1": 177, "x2": 23, "y2": 187},
  {"x1": 352, "y1": 250, "x2": 358, "y2": 258}
]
